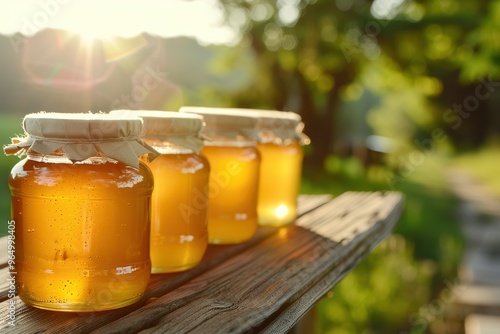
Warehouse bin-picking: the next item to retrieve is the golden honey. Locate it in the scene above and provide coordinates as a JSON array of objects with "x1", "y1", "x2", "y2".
[
  {"x1": 218, "y1": 108, "x2": 310, "y2": 227},
  {"x1": 111, "y1": 110, "x2": 210, "y2": 273},
  {"x1": 201, "y1": 144, "x2": 260, "y2": 244},
  {"x1": 9, "y1": 157, "x2": 153, "y2": 312},
  {"x1": 141, "y1": 151, "x2": 209, "y2": 273},
  {"x1": 180, "y1": 106, "x2": 261, "y2": 244},
  {"x1": 256, "y1": 141, "x2": 303, "y2": 226},
  {"x1": 4, "y1": 112, "x2": 158, "y2": 312}
]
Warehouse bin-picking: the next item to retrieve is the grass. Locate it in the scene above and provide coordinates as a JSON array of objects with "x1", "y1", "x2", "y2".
[
  {"x1": 453, "y1": 146, "x2": 500, "y2": 197},
  {"x1": 0, "y1": 114, "x2": 24, "y2": 236},
  {"x1": 302, "y1": 154, "x2": 463, "y2": 333}
]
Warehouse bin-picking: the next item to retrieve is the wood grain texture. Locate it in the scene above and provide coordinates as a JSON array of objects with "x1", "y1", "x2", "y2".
[
  {"x1": 296, "y1": 194, "x2": 331, "y2": 216},
  {"x1": 0, "y1": 237, "x2": 8, "y2": 270},
  {"x1": 0, "y1": 193, "x2": 403, "y2": 334},
  {"x1": 261, "y1": 192, "x2": 403, "y2": 333},
  {"x1": 0, "y1": 267, "x2": 10, "y2": 302}
]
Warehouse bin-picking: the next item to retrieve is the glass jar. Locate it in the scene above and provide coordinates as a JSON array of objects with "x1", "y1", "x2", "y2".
[
  {"x1": 4, "y1": 112, "x2": 157, "y2": 312},
  {"x1": 250, "y1": 110, "x2": 310, "y2": 226},
  {"x1": 183, "y1": 107, "x2": 310, "y2": 227},
  {"x1": 180, "y1": 106, "x2": 260, "y2": 245},
  {"x1": 111, "y1": 110, "x2": 210, "y2": 273}
]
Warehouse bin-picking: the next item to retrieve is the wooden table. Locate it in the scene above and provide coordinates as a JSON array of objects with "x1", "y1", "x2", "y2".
[{"x1": 0, "y1": 192, "x2": 403, "y2": 333}]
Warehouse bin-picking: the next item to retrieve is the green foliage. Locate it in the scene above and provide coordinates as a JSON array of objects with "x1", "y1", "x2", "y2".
[
  {"x1": 316, "y1": 236, "x2": 434, "y2": 334},
  {"x1": 214, "y1": 0, "x2": 500, "y2": 159},
  {"x1": 301, "y1": 153, "x2": 463, "y2": 333},
  {"x1": 458, "y1": 0, "x2": 500, "y2": 81}
]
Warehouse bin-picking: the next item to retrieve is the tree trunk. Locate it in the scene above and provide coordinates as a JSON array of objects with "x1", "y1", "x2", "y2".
[
  {"x1": 295, "y1": 70, "x2": 324, "y2": 170},
  {"x1": 296, "y1": 67, "x2": 356, "y2": 170}
]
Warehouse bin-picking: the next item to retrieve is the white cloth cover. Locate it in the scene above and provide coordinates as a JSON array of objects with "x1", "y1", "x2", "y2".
[
  {"x1": 179, "y1": 106, "x2": 310, "y2": 145},
  {"x1": 4, "y1": 112, "x2": 159, "y2": 169},
  {"x1": 110, "y1": 110, "x2": 205, "y2": 153}
]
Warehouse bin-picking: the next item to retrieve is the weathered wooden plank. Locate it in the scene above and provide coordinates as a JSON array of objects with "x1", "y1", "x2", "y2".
[
  {"x1": 454, "y1": 285, "x2": 500, "y2": 309},
  {"x1": 294, "y1": 192, "x2": 378, "y2": 232},
  {"x1": 260, "y1": 193, "x2": 403, "y2": 333},
  {"x1": 325, "y1": 192, "x2": 401, "y2": 243},
  {"x1": 0, "y1": 195, "x2": 332, "y2": 333},
  {"x1": 297, "y1": 192, "x2": 382, "y2": 226},
  {"x1": 465, "y1": 314, "x2": 500, "y2": 334},
  {"x1": 94, "y1": 226, "x2": 342, "y2": 334},
  {"x1": 0, "y1": 267, "x2": 11, "y2": 302},
  {"x1": 0, "y1": 237, "x2": 8, "y2": 270},
  {"x1": 90, "y1": 192, "x2": 402, "y2": 334},
  {"x1": 296, "y1": 194, "x2": 331, "y2": 216}
]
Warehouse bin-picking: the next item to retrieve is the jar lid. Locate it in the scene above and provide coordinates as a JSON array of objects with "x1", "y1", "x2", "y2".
[
  {"x1": 3, "y1": 112, "x2": 159, "y2": 168},
  {"x1": 181, "y1": 107, "x2": 310, "y2": 145},
  {"x1": 233, "y1": 108, "x2": 310, "y2": 145},
  {"x1": 110, "y1": 110, "x2": 205, "y2": 153},
  {"x1": 179, "y1": 106, "x2": 259, "y2": 142}
]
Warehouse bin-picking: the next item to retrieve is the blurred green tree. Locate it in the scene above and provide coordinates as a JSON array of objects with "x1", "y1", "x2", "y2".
[
  {"x1": 218, "y1": 0, "x2": 374, "y2": 169},
  {"x1": 216, "y1": 0, "x2": 500, "y2": 169}
]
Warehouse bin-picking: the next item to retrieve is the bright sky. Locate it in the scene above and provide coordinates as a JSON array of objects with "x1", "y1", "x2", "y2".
[{"x1": 0, "y1": 0, "x2": 236, "y2": 45}]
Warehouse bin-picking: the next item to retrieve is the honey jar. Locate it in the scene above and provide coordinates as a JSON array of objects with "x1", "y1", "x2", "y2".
[
  {"x1": 249, "y1": 110, "x2": 310, "y2": 226},
  {"x1": 180, "y1": 106, "x2": 260, "y2": 245},
  {"x1": 111, "y1": 110, "x2": 210, "y2": 273},
  {"x1": 4, "y1": 112, "x2": 158, "y2": 312},
  {"x1": 183, "y1": 107, "x2": 310, "y2": 227}
]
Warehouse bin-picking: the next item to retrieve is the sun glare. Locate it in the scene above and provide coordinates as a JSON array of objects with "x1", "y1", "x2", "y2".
[
  {"x1": 275, "y1": 204, "x2": 289, "y2": 219},
  {"x1": 0, "y1": 0, "x2": 236, "y2": 45},
  {"x1": 76, "y1": 28, "x2": 119, "y2": 48},
  {"x1": 79, "y1": 31, "x2": 100, "y2": 45}
]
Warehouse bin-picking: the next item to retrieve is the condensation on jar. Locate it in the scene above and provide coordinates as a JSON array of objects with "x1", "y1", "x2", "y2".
[
  {"x1": 4, "y1": 112, "x2": 158, "y2": 312},
  {"x1": 180, "y1": 106, "x2": 260, "y2": 245},
  {"x1": 111, "y1": 110, "x2": 210, "y2": 274}
]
